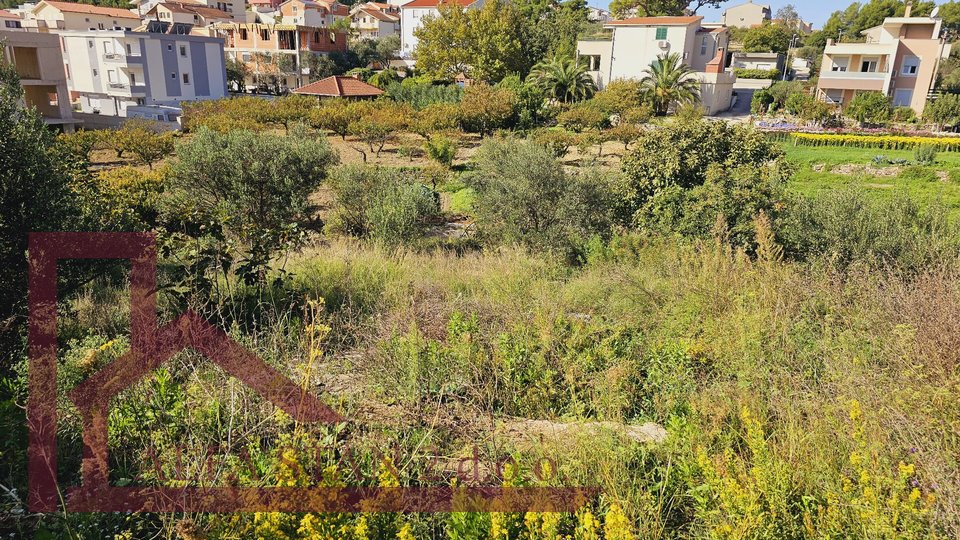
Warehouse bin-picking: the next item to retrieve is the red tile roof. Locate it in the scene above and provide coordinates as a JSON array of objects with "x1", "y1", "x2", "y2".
[
  {"x1": 293, "y1": 75, "x2": 385, "y2": 97},
  {"x1": 357, "y1": 7, "x2": 397, "y2": 21},
  {"x1": 606, "y1": 15, "x2": 702, "y2": 26},
  {"x1": 153, "y1": 1, "x2": 231, "y2": 18},
  {"x1": 402, "y1": 0, "x2": 477, "y2": 9},
  {"x1": 39, "y1": 0, "x2": 141, "y2": 18},
  {"x1": 0, "y1": 8, "x2": 18, "y2": 18}
]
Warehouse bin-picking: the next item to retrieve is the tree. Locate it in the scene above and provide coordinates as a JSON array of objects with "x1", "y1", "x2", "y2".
[
  {"x1": 165, "y1": 126, "x2": 338, "y2": 282},
  {"x1": 368, "y1": 68, "x2": 399, "y2": 89},
  {"x1": 606, "y1": 122, "x2": 643, "y2": 151},
  {"x1": 424, "y1": 135, "x2": 457, "y2": 167},
  {"x1": 609, "y1": 0, "x2": 723, "y2": 19},
  {"x1": 129, "y1": 130, "x2": 174, "y2": 170},
  {"x1": 348, "y1": 104, "x2": 409, "y2": 158},
  {"x1": 225, "y1": 57, "x2": 250, "y2": 92},
  {"x1": 527, "y1": 56, "x2": 597, "y2": 103},
  {"x1": 108, "y1": 118, "x2": 173, "y2": 163},
  {"x1": 845, "y1": 91, "x2": 891, "y2": 126},
  {"x1": 556, "y1": 101, "x2": 607, "y2": 132},
  {"x1": 775, "y1": 4, "x2": 801, "y2": 30},
  {"x1": 413, "y1": 103, "x2": 461, "y2": 139},
  {"x1": 464, "y1": 138, "x2": 613, "y2": 257},
  {"x1": 742, "y1": 21, "x2": 792, "y2": 54},
  {"x1": 939, "y1": 1, "x2": 960, "y2": 41},
  {"x1": 925, "y1": 94, "x2": 960, "y2": 130},
  {"x1": 591, "y1": 79, "x2": 644, "y2": 115},
  {"x1": 413, "y1": 0, "x2": 528, "y2": 82},
  {"x1": 458, "y1": 83, "x2": 517, "y2": 137},
  {"x1": 639, "y1": 53, "x2": 701, "y2": 116},
  {"x1": 309, "y1": 100, "x2": 365, "y2": 139}
]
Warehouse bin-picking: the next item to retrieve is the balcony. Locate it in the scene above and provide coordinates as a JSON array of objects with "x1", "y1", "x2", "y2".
[
  {"x1": 103, "y1": 52, "x2": 143, "y2": 64},
  {"x1": 107, "y1": 82, "x2": 147, "y2": 96},
  {"x1": 818, "y1": 70, "x2": 889, "y2": 91}
]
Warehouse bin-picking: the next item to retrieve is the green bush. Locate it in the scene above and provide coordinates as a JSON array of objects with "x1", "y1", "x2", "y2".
[
  {"x1": 368, "y1": 181, "x2": 439, "y2": 247},
  {"x1": 751, "y1": 87, "x2": 774, "y2": 114},
  {"x1": 733, "y1": 68, "x2": 781, "y2": 80},
  {"x1": 384, "y1": 79, "x2": 463, "y2": 109},
  {"x1": 925, "y1": 93, "x2": 960, "y2": 129},
  {"x1": 424, "y1": 135, "x2": 457, "y2": 167},
  {"x1": 892, "y1": 106, "x2": 917, "y2": 123},
  {"x1": 898, "y1": 164, "x2": 937, "y2": 182},
  {"x1": 914, "y1": 144, "x2": 937, "y2": 165},
  {"x1": 464, "y1": 138, "x2": 614, "y2": 257},
  {"x1": 845, "y1": 91, "x2": 891, "y2": 126},
  {"x1": 531, "y1": 127, "x2": 579, "y2": 158}
]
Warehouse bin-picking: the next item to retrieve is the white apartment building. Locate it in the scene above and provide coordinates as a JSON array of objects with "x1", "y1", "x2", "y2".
[
  {"x1": 23, "y1": 0, "x2": 140, "y2": 32},
  {"x1": 351, "y1": 4, "x2": 399, "y2": 39},
  {"x1": 576, "y1": 16, "x2": 736, "y2": 114},
  {"x1": 59, "y1": 30, "x2": 227, "y2": 121},
  {"x1": 400, "y1": 0, "x2": 482, "y2": 59},
  {"x1": 721, "y1": 0, "x2": 771, "y2": 29}
]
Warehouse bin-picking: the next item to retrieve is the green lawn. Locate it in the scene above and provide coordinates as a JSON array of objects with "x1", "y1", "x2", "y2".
[{"x1": 779, "y1": 142, "x2": 960, "y2": 217}]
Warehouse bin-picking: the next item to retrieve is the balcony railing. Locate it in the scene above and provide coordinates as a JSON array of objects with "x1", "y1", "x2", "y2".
[
  {"x1": 820, "y1": 70, "x2": 888, "y2": 79},
  {"x1": 104, "y1": 53, "x2": 143, "y2": 63}
]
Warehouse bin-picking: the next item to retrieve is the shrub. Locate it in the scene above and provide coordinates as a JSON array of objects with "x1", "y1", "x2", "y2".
[
  {"x1": 845, "y1": 91, "x2": 891, "y2": 126},
  {"x1": 458, "y1": 83, "x2": 517, "y2": 137},
  {"x1": 733, "y1": 68, "x2": 781, "y2": 80},
  {"x1": 557, "y1": 102, "x2": 608, "y2": 132},
  {"x1": 620, "y1": 105, "x2": 652, "y2": 125},
  {"x1": 56, "y1": 130, "x2": 102, "y2": 164},
  {"x1": 914, "y1": 144, "x2": 937, "y2": 165},
  {"x1": 898, "y1": 164, "x2": 937, "y2": 182},
  {"x1": 424, "y1": 135, "x2": 457, "y2": 167},
  {"x1": 385, "y1": 80, "x2": 463, "y2": 110},
  {"x1": 348, "y1": 103, "x2": 410, "y2": 158},
  {"x1": 892, "y1": 106, "x2": 917, "y2": 123},
  {"x1": 924, "y1": 93, "x2": 960, "y2": 130},
  {"x1": 531, "y1": 128, "x2": 579, "y2": 158},
  {"x1": 620, "y1": 119, "x2": 786, "y2": 223},
  {"x1": 591, "y1": 79, "x2": 644, "y2": 115},
  {"x1": 751, "y1": 87, "x2": 774, "y2": 114},
  {"x1": 411, "y1": 103, "x2": 461, "y2": 138},
  {"x1": 464, "y1": 138, "x2": 614, "y2": 257},
  {"x1": 790, "y1": 133, "x2": 960, "y2": 151},
  {"x1": 165, "y1": 126, "x2": 337, "y2": 281}
]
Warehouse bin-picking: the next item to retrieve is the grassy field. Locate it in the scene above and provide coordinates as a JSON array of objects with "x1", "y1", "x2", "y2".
[{"x1": 780, "y1": 142, "x2": 960, "y2": 217}]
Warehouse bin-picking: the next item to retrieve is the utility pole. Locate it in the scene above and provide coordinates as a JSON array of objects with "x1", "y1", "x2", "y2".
[{"x1": 782, "y1": 33, "x2": 798, "y2": 81}]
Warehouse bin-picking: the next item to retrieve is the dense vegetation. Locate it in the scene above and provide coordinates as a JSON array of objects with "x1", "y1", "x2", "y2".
[{"x1": 4, "y1": 44, "x2": 960, "y2": 540}]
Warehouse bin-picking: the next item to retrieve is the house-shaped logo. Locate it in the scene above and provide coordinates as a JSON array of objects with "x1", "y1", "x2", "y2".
[{"x1": 27, "y1": 232, "x2": 341, "y2": 513}]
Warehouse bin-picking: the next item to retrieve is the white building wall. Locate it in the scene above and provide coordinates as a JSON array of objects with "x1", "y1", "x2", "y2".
[{"x1": 608, "y1": 25, "x2": 697, "y2": 81}]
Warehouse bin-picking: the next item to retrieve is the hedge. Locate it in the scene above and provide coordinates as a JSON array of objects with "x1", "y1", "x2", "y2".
[
  {"x1": 791, "y1": 132, "x2": 960, "y2": 151},
  {"x1": 733, "y1": 68, "x2": 781, "y2": 80}
]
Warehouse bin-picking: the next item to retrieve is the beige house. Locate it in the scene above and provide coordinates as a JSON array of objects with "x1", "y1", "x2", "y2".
[
  {"x1": 1, "y1": 9, "x2": 24, "y2": 30},
  {"x1": 576, "y1": 16, "x2": 736, "y2": 115},
  {"x1": 815, "y1": 10, "x2": 950, "y2": 115},
  {"x1": 144, "y1": 2, "x2": 234, "y2": 34},
  {"x1": 721, "y1": 0, "x2": 770, "y2": 29},
  {"x1": 23, "y1": 0, "x2": 141, "y2": 32},
  {"x1": 351, "y1": 5, "x2": 399, "y2": 39},
  {"x1": 1, "y1": 29, "x2": 78, "y2": 132}
]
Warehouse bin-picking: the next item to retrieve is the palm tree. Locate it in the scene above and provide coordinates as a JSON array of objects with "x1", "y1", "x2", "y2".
[
  {"x1": 528, "y1": 56, "x2": 597, "y2": 103},
  {"x1": 639, "y1": 53, "x2": 701, "y2": 116}
]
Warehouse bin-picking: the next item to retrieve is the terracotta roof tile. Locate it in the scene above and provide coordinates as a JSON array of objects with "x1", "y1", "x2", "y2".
[
  {"x1": 0, "y1": 8, "x2": 19, "y2": 18},
  {"x1": 357, "y1": 7, "x2": 397, "y2": 21},
  {"x1": 40, "y1": 0, "x2": 141, "y2": 19},
  {"x1": 606, "y1": 15, "x2": 702, "y2": 26},
  {"x1": 293, "y1": 75, "x2": 384, "y2": 97},
  {"x1": 402, "y1": 0, "x2": 477, "y2": 9},
  {"x1": 154, "y1": 1, "x2": 231, "y2": 18}
]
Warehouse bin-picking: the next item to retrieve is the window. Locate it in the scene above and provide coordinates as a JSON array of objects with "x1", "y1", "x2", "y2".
[
  {"x1": 240, "y1": 28, "x2": 248, "y2": 40},
  {"x1": 171, "y1": 72, "x2": 177, "y2": 78},
  {"x1": 581, "y1": 54, "x2": 601, "y2": 71},
  {"x1": 260, "y1": 29, "x2": 270, "y2": 40},
  {"x1": 242, "y1": 52, "x2": 251, "y2": 61},
  {"x1": 293, "y1": 6, "x2": 297, "y2": 11},
  {"x1": 902, "y1": 56, "x2": 919, "y2": 76},
  {"x1": 92, "y1": 69, "x2": 98, "y2": 76},
  {"x1": 314, "y1": 30, "x2": 320, "y2": 42},
  {"x1": 107, "y1": 69, "x2": 117, "y2": 83},
  {"x1": 861, "y1": 58, "x2": 878, "y2": 72},
  {"x1": 88, "y1": 40, "x2": 94, "y2": 48},
  {"x1": 103, "y1": 42, "x2": 112, "y2": 54},
  {"x1": 97, "y1": 22, "x2": 104, "y2": 29},
  {"x1": 167, "y1": 44, "x2": 173, "y2": 51},
  {"x1": 655, "y1": 26, "x2": 667, "y2": 40},
  {"x1": 700, "y1": 36, "x2": 708, "y2": 55},
  {"x1": 126, "y1": 43, "x2": 132, "y2": 54},
  {"x1": 179, "y1": 45, "x2": 187, "y2": 56},
  {"x1": 182, "y1": 73, "x2": 190, "y2": 84},
  {"x1": 130, "y1": 72, "x2": 136, "y2": 85}
]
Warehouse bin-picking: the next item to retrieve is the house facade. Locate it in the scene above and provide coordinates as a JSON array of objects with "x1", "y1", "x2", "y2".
[
  {"x1": 215, "y1": 22, "x2": 348, "y2": 89},
  {"x1": 132, "y1": 0, "x2": 246, "y2": 22},
  {"x1": 731, "y1": 51, "x2": 784, "y2": 72},
  {"x1": 278, "y1": 0, "x2": 350, "y2": 27},
  {"x1": 59, "y1": 29, "x2": 227, "y2": 121},
  {"x1": 1, "y1": 9, "x2": 24, "y2": 29},
  {"x1": 351, "y1": 5, "x2": 399, "y2": 39},
  {"x1": 815, "y1": 11, "x2": 950, "y2": 115},
  {"x1": 576, "y1": 16, "x2": 735, "y2": 114},
  {"x1": 145, "y1": 1, "x2": 234, "y2": 34},
  {"x1": 400, "y1": 0, "x2": 481, "y2": 59},
  {"x1": 1, "y1": 29, "x2": 78, "y2": 131},
  {"x1": 721, "y1": 0, "x2": 770, "y2": 29},
  {"x1": 23, "y1": 0, "x2": 141, "y2": 32}
]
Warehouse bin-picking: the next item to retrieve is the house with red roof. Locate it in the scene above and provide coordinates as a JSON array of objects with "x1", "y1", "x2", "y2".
[
  {"x1": 576, "y1": 16, "x2": 737, "y2": 114},
  {"x1": 351, "y1": 4, "x2": 398, "y2": 39},
  {"x1": 1, "y1": 9, "x2": 24, "y2": 30},
  {"x1": 292, "y1": 74, "x2": 384, "y2": 99},
  {"x1": 23, "y1": 0, "x2": 140, "y2": 32},
  {"x1": 278, "y1": 0, "x2": 349, "y2": 27},
  {"x1": 145, "y1": 1, "x2": 234, "y2": 33},
  {"x1": 400, "y1": 0, "x2": 481, "y2": 59}
]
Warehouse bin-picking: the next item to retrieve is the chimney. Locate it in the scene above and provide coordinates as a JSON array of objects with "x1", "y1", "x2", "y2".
[{"x1": 904, "y1": 0, "x2": 912, "y2": 17}]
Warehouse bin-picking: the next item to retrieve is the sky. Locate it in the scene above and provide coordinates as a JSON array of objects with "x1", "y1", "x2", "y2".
[{"x1": 587, "y1": 0, "x2": 948, "y2": 30}]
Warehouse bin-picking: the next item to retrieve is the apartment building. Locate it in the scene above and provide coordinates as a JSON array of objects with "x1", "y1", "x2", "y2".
[
  {"x1": 721, "y1": 0, "x2": 771, "y2": 29},
  {"x1": 144, "y1": 1, "x2": 236, "y2": 32},
  {"x1": 278, "y1": 0, "x2": 350, "y2": 27},
  {"x1": 59, "y1": 29, "x2": 227, "y2": 121},
  {"x1": 0, "y1": 29, "x2": 78, "y2": 131},
  {"x1": 23, "y1": 0, "x2": 140, "y2": 32},
  {"x1": 351, "y1": 4, "x2": 399, "y2": 39},
  {"x1": 214, "y1": 22, "x2": 347, "y2": 89},
  {"x1": 400, "y1": 0, "x2": 482, "y2": 59},
  {"x1": 576, "y1": 16, "x2": 735, "y2": 114},
  {"x1": 132, "y1": 0, "x2": 247, "y2": 22},
  {"x1": 815, "y1": 11, "x2": 951, "y2": 115}
]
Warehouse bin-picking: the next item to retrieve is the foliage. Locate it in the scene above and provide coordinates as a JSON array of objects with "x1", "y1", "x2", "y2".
[
  {"x1": 846, "y1": 91, "x2": 891, "y2": 126},
  {"x1": 620, "y1": 120, "x2": 785, "y2": 222},
  {"x1": 225, "y1": 57, "x2": 250, "y2": 92},
  {"x1": 326, "y1": 164, "x2": 438, "y2": 245},
  {"x1": 385, "y1": 79, "x2": 463, "y2": 110},
  {"x1": 531, "y1": 127, "x2": 579, "y2": 157},
  {"x1": 165, "y1": 126, "x2": 337, "y2": 282},
  {"x1": 590, "y1": 79, "x2": 644, "y2": 115},
  {"x1": 309, "y1": 99, "x2": 368, "y2": 140},
  {"x1": 924, "y1": 93, "x2": 960, "y2": 129},
  {"x1": 527, "y1": 55, "x2": 597, "y2": 103},
  {"x1": 609, "y1": 0, "x2": 723, "y2": 19},
  {"x1": 368, "y1": 68, "x2": 400, "y2": 89},
  {"x1": 412, "y1": 103, "x2": 461, "y2": 138},
  {"x1": 464, "y1": 138, "x2": 613, "y2": 257},
  {"x1": 915, "y1": 144, "x2": 937, "y2": 165},
  {"x1": 809, "y1": 0, "x2": 933, "y2": 50},
  {"x1": 424, "y1": 135, "x2": 457, "y2": 167},
  {"x1": 751, "y1": 87, "x2": 775, "y2": 114},
  {"x1": 350, "y1": 36, "x2": 400, "y2": 69},
  {"x1": 790, "y1": 132, "x2": 960, "y2": 151},
  {"x1": 606, "y1": 122, "x2": 643, "y2": 150},
  {"x1": 639, "y1": 53, "x2": 700, "y2": 116},
  {"x1": 413, "y1": 0, "x2": 528, "y2": 82},
  {"x1": 733, "y1": 68, "x2": 781, "y2": 80},
  {"x1": 742, "y1": 21, "x2": 793, "y2": 54},
  {"x1": 556, "y1": 101, "x2": 608, "y2": 132},
  {"x1": 56, "y1": 130, "x2": 102, "y2": 163},
  {"x1": 891, "y1": 106, "x2": 916, "y2": 123},
  {"x1": 95, "y1": 167, "x2": 165, "y2": 228},
  {"x1": 348, "y1": 103, "x2": 410, "y2": 157},
  {"x1": 458, "y1": 83, "x2": 517, "y2": 137}
]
